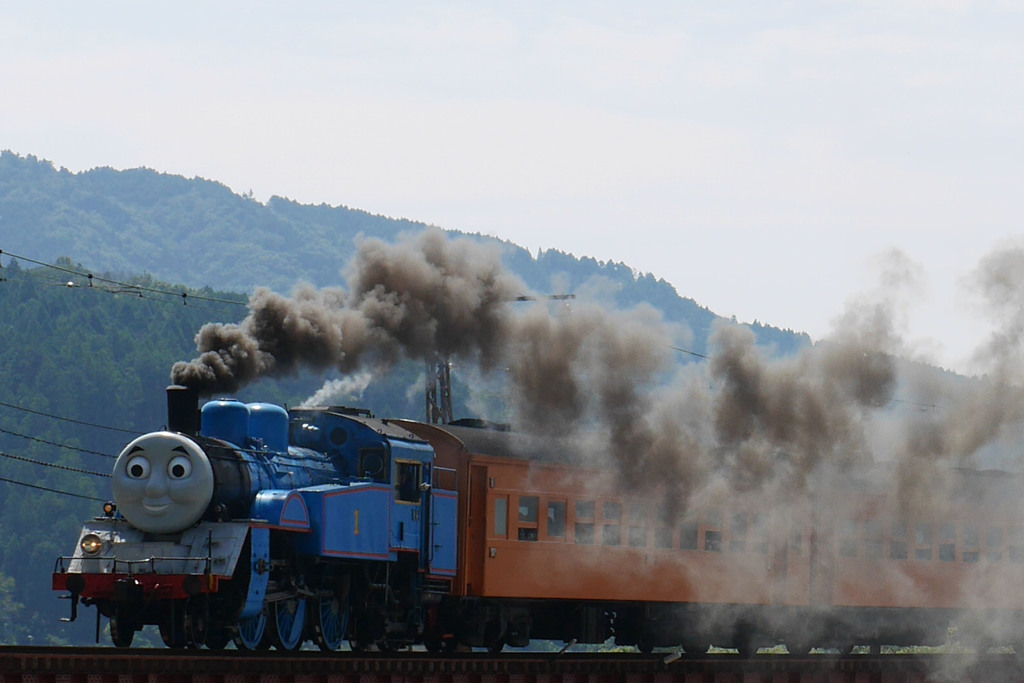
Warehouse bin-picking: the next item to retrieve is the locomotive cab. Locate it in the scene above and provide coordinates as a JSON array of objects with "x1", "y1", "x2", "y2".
[
  {"x1": 288, "y1": 407, "x2": 442, "y2": 554},
  {"x1": 289, "y1": 406, "x2": 390, "y2": 481}
]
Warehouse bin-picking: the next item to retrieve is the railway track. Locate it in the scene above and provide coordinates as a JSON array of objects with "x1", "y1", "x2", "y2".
[{"x1": 0, "y1": 647, "x2": 1022, "y2": 682}]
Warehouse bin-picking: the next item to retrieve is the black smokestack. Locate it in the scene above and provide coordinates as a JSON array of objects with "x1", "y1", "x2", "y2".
[{"x1": 166, "y1": 384, "x2": 200, "y2": 436}]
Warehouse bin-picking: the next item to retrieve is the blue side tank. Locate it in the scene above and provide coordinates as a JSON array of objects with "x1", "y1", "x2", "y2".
[
  {"x1": 201, "y1": 398, "x2": 249, "y2": 446},
  {"x1": 248, "y1": 403, "x2": 289, "y2": 452}
]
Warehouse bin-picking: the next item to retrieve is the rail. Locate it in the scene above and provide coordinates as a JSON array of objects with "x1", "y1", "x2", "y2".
[{"x1": 1, "y1": 647, "x2": 1022, "y2": 683}]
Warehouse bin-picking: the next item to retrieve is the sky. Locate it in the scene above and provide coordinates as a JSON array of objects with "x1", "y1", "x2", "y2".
[{"x1": 4, "y1": 1, "x2": 1023, "y2": 373}]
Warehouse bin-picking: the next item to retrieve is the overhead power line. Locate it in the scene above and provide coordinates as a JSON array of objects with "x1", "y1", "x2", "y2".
[
  {"x1": 0, "y1": 425, "x2": 117, "y2": 459},
  {"x1": 0, "y1": 475, "x2": 107, "y2": 502},
  {"x1": 0, "y1": 448, "x2": 111, "y2": 477},
  {"x1": 4, "y1": 262, "x2": 240, "y2": 316},
  {"x1": 671, "y1": 345, "x2": 708, "y2": 359},
  {"x1": 0, "y1": 398, "x2": 139, "y2": 434},
  {"x1": 0, "y1": 248, "x2": 247, "y2": 307}
]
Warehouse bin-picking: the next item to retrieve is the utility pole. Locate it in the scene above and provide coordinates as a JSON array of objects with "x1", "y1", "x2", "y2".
[
  {"x1": 423, "y1": 294, "x2": 575, "y2": 425},
  {"x1": 425, "y1": 356, "x2": 454, "y2": 425}
]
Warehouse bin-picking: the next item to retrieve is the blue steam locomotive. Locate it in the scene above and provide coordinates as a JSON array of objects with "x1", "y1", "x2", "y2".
[{"x1": 53, "y1": 386, "x2": 458, "y2": 649}]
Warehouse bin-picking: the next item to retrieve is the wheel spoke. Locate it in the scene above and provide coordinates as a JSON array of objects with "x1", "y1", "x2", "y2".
[
  {"x1": 234, "y1": 610, "x2": 267, "y2": 650},
  {"x1": 314, "y1": 594, "x2": 348, "y2": 651},
  {"x1": 273, "y1": 598, "x2": 308, "y2": 651}
]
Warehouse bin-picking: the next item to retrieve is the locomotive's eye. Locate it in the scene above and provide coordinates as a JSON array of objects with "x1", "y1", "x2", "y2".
[
  {"x1": 126, "y1": 455, "x2": 151, "y2": 479},
  {"x1": 167, "y1": 455, "x2": 193, "y2": 480}
]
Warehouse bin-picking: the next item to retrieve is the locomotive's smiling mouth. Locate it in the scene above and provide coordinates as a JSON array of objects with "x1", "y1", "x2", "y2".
[{"x1": 143, "y1": 500, "x2": 171, "y2": 513}]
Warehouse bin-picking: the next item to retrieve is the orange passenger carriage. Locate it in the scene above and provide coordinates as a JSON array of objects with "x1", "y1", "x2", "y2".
[{"x1": 404, "y1": 419, "x2": 1024, "y2": 653}]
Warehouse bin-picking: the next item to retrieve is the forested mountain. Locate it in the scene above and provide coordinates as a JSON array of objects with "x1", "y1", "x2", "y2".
[
  {"x1": 0, "y1": 150, "x2": 811, "y2": 645},
  {"x1": 0, "y1": 150, "x2": 809, "y2": 357}
]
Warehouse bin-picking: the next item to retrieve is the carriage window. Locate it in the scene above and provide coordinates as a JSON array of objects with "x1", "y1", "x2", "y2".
[
  {"x1": 547, "y1": 501, "x2": 567, "y2": 538},
  {"x1": 790, "y1": 524, "x2": 802, "y2": 556},
  {"x1": 518, "y1": 496, "x2": 539, "y2": 541},
  {"x1": 493, "y1": 497, "x2": 508, "y2": 538},
  {"x1": 986, "y1": 527, "x2": 1003, "y2": 562},
  {"x1": 915, "y1": 523, "x2": 932, "y2": 561},
  {"x1": 519, "y1": 496, "x2": 538, "y2": 522},
  {"x1": 729, "y1": 513, "x2": 747, "y2": 553},
  {"x1": 938, "y1": 524, "x2": 956, "y2": 562},
  {"x1": 962, "y1": 526, "x2": 980, "y2": 563},
  {"x1": 865, "y1": 521, "x2": 884, "y2": 559},
  {"x1": 655, "y1": 525, "x2": 674, "y2": 549},
  {"x1": 629, "y1": 505, "x2": 647, "y2": 547},
  {"x1": 891, "y1": 521, "x2": 908, "y2": 560},
  {"x1": 575, "y1": 500, "x2": 595, "y2": 544},
  {"x1": 603, "y1": 502, "x2": 621, "y2": 546},
  {"x1": 575, "y1": 524, "x2": 595, "y2": 544},
  {"x1": 705, "y1": 510, "x2": 722, "y2": 552},
  {"x1": 679, "y1": 521, "x2": 698, "y2": 550}
]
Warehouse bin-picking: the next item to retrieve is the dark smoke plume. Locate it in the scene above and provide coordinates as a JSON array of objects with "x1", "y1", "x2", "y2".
[
  {"x1": 707, "y1": 323, "x2": 894, "y2": 491},
  {"x1": 173, "y1": 233, "x2": 1024, "y2": 518},
  {"x1": 171, "y1": 230, "x2": 524, "y2": 393}
]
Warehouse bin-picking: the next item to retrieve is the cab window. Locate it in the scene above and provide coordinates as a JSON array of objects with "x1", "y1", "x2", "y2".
[{"x1": 395, "y1": 461, "x2": 421, "y2": 502}]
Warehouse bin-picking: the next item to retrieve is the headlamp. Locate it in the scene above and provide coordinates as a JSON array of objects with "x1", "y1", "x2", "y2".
[{"x1": 80, "y1": 533, "x2": 103, "y2": 555}]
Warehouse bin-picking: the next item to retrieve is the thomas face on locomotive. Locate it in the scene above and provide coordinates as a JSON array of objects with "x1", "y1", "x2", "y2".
[{"x1": 112, "y1": 432, "x2": 215, "y2": 534}]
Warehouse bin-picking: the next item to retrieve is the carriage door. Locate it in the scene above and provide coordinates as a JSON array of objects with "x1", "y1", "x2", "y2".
[
  {"x1": 425, "y1": 463, "x2": 458, "y2": 576},
  {"x1": 463, "y1": 464, "x2": 488, "y2": 595}
]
